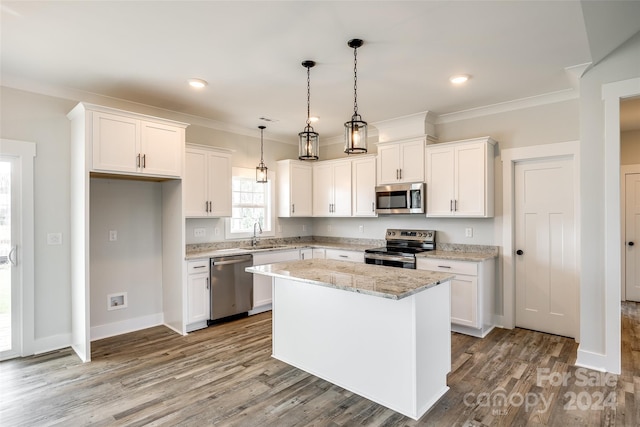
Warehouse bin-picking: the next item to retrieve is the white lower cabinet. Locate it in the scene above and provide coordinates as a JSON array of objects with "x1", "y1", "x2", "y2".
[
  {"x1": 251, "y1": 249, "x2": 301, "y2": 313},
  {"x1": 312, "y1": 248, "x2": 326, "y2": 259},
  {"x1": 417, "y1": 257, "x2": 495, "y2": 337},
  {"x1": 186, "y1": 259, "x2": 210, "y2": 332},
  {"x1": 300, "y1": 248, "x2": 313, "y2": 260},
  {"x1": 325, "y1": 249, "x2": 365, "y2": 263}
]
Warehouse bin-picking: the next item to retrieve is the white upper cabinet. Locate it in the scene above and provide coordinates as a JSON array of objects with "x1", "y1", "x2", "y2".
[
  {"x1": 277, "y1": 160, "x2": 313, "y2": 217},
  {"x1": 426, "y1": 137, "x2": 496, "y2": 218},
  {"x1": 91, "y1": 108, "x2": 186, "y2": 178},
  {"x1": 376, "y1": 137, "x2": 425, "y2": 184},
  {"x1": 313, "y1": 159, "x2": 352, "y2": 217},
  {"x1": 352, "y1": 156, "x2": 377, "y2": 217},
  {"x1": 184, "y1": 145, "x2": 232, "y2": 217}
]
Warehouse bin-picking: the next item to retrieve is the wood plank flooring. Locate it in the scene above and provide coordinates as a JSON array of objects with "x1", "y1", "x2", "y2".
[{"x1": 2, "y1": 303, "x2": 640, "y2": 426}]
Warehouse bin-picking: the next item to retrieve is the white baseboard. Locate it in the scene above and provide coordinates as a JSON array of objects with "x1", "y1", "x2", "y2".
[
  {"x1": 34, "y1": 333, "x2": 72, "y2": 355},
  {"x1": 576, "y1": 346, "x2": 620, "y2": 374},
  {"x1": 91, "y1": 313, "x2": 164, "y2": 341}
]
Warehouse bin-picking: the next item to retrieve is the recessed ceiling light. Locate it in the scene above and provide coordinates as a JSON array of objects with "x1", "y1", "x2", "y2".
[
  {"x1": 188, "y1": 78, "x2": 208, "y2": 89},
  {"x1": 450, "y1": 74, "x2": 470, "y2": 84}
]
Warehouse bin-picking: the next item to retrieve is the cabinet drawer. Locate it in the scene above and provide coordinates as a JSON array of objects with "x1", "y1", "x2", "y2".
[
  {"x1": 325, "y1": 249, "x2": 364, "y2": 263},
  {"x1": 417, "y1": 258, "x2": 477, "y2": 276},
  {"x1": 187, "y1": 260, "x2": 209, "y2": 274}
]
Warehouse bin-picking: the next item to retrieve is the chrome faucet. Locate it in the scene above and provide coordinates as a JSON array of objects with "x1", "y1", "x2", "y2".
[{"x1": 252, "y1": 221, "x2": 263, "y2": 247}]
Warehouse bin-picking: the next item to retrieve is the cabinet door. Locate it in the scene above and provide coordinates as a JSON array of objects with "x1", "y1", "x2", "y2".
[
  {"x1": 187, "y1": 272, "x2": 210, "y2": 324},
  {"x1": 92, "y1": 112, "x2": 139, "y2": 173},
  {"x1": 313, "y1": 163, "x2": 333, "y2": 216},
  {"x1": 332, "y1": 161, "x2": 352, "y2": 216},
  {"x1": 377, "y1": 144, "x2": 401, "y2": 184},
  {"x1": 455, "y1": 144, "x2": 486, "y2": 216},
  {"x1": 399, "y1": 139, "x2": 425, "y2": 183},
  {"x1": 140, "y1": 121, "x2": 183, "y2": 177},
  {"x1": 184, "y1": 149, "x2": 209, "y2": 217},
  {"x1": 208, "y1": 153, "x2": 232, "y2": 217},
  {"x1": 300, "y1": 248, "x2": 313, "y2": 260},
  {"x1": 426, "y1": 146, "x2": 456, "y2": 216},
  {"x1": 290, "y1": 163, "x2": 313, "y2": 216},
  {"x1": 352, "y1": 157, "x2": 377, "y2": 217},
  {"x1": 450, "y1": 275, "x2": 479, "y2": 328},
  {"x1": 312, "y1": 248, "x2": 326, "y2": 259}
]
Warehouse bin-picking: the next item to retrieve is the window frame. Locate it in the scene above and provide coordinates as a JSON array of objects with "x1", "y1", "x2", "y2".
[{"x1": 225, "y1": 167, "x2": 275, "y2": 240}]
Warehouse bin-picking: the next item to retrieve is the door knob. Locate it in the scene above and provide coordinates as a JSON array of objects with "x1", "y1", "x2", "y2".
[
  {"x1": 516, "y1": 249, "x2": 524, "y2": 255},
  {"x1": 629, "y1": 242, "x2": 635, "y2": 247}
]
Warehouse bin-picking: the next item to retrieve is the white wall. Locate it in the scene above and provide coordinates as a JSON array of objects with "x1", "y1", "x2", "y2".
[{"x1": 89, "y1": 179, "x2": 163, "y2": 336}]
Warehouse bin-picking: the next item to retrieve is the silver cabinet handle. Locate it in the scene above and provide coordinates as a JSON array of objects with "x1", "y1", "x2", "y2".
[
  {"x1": 206, "y1": 277, "x2": 209, "y2": 290},
  {"x1": 209, "y1": 201, "x2": 212, "y2": 212},
  {"x1": 142, "y1": 154, "x2": 146, "y2": 168},
  {"x1": 372, "y1": 202, "x2": 375, "y2": 212},
  {"x1": 399, "y1": 169, "x2": 402, "y2": 180},
  {"x1": 437, "y1": 265, "x2": 452, "y2": 269},
  {"x1": 205, "y1": 201, "x2": 209, "y2": 213},
  {"x1": 136, "y1": 154, "x2": 141, "y2": 168},
  {"x1": 454, "y1": 200, "x2": 458, "y2": 211},
  {"x1": 339, "y1": 254, "x2": 348, "y2": 258},
  {"x1": 292, "y1": 204, "x2": 295, "y2": 214},
  {"x1": 192, "y1": 265, "x2": 206, "y2": 269},
  {"x1": 450, "y1": 200, "x2": 453, "y2": 212}
]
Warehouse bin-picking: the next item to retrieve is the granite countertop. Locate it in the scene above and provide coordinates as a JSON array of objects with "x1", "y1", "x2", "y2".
[
  {"x1": 246, "y1": 258, "x2": 454, "y2": 300},
  {"x1": 417, "y1": 250, "x2": 497, "y2": 262},
  {"x1": 185, "y1": 241, "x2": 378, "y2": 260}
]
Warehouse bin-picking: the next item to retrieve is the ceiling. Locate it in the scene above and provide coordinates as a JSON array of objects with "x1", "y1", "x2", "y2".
[{"x1": 2, "y1": 1, "x2": 639, "y2": 142}]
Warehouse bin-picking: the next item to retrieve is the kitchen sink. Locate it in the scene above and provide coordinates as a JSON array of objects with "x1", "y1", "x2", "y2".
[{"x1": 241, "y1": 245, "x2": 291, "y2": 251}]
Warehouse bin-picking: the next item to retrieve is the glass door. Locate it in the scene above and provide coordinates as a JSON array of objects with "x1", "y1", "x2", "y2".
[{"x1": 0, "y1": 157, "x2": 19, "y2": 359}]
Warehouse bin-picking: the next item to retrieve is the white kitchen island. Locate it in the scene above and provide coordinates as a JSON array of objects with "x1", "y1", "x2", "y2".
[{"x1": 246, "y1": 258, "x2": 454, "y2": 420}]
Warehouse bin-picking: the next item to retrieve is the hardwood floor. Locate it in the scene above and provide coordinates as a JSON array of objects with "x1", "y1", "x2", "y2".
[{"x1": 2, "y1": 304, "x2": 639, "y2": 426}]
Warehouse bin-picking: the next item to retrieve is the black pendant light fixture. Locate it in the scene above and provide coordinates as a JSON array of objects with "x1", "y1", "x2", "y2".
[
  {"x1": 298, "y1": 60, "x2": 320, "y2": 160},
  {"x1": 256, "y1": 125, "x2": 268, "y2": 183},
  {"x1": 344, "y1": 38, "x2": 368, "y2": 154}
]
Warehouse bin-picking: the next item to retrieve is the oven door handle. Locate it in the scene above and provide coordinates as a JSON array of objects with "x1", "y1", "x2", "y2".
[{"x1": 364, "y1": 253, "x2": 415, "y2": 263}]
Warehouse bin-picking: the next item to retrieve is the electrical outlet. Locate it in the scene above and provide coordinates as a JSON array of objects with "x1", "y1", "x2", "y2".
[
  {"x1": 359, "y1": 225, "x2": 364, "y2": 233},
  {"x1": 109, "y1": 230, "x2": 117, "y2": 241},
  {"x1": 214, "y1": 227, "x2": 220, "y2": 236},
  {"x1": 465, "y1": 227, "x2": 473, "y2": 238},
  {"x1": 47, "y1": 232, "x2": 62, "y2": 245},
  {"x1": 194, "y1": 228, "x2": 206, "y2": 238}
]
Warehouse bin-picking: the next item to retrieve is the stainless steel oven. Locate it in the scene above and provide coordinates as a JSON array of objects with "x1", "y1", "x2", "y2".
[
  {"x1": 364, "y1": 229, "x2": 435, "y2": 269},
  {"x1": 375, "y1": 182, "x2": 425, "y2": 214}
]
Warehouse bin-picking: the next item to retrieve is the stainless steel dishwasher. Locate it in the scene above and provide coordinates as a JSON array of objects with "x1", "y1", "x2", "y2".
[{"x1": 208, "y1": 253, "x2": 253, "y2": 323}]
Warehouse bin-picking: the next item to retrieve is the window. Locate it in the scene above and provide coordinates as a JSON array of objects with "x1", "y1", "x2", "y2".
[{"x1": 226, "y1": 167, "x2": 274, "y2": 239}]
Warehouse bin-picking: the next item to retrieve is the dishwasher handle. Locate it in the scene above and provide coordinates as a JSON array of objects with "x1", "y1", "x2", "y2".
[{"x1": 211, "y1": 254, "x2": 253, "y2": 266}]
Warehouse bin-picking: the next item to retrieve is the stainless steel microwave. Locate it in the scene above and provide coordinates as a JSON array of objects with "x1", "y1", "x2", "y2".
[{"x1": 375, "y1": 182, "x2": 425, "y2": 214}]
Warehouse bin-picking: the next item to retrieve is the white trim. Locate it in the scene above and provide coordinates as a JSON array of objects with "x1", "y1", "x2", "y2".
[
  {"x1": 437, "y1": 88, "x2": 579, "y2": 125},
  {"x1": 586, "y1": 77, "x2": 640, "y2": 375},
  {"x1": 90, "y1": 312, "x2": 164, "y2": 341},
  {"x1": 0, "y1": 139, "x2": 36, "y2": 358},
  {"x1": 33, "y1": 333, "x2": 72, "y2": 355},
  {"x1": 619, "y1": 164, "x2": 640, "y2": 302},
  {"x1": 500, "y1": 141, "x2": 580, "y2": 334}
]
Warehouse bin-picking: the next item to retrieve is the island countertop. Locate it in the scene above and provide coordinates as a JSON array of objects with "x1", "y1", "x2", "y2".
[{"x1": 246, "y1": 258, "x2": 454, "y2": 300}]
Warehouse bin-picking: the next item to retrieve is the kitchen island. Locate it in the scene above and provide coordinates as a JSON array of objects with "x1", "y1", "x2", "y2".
[{"x1": 246, "y1": 258, "x2": 454, "y2": 420}]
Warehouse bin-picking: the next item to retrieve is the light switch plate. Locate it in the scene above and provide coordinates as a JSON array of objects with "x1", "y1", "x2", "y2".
[
  {"x1": 465, "y1": 227, "x2": 473, "y2": 238},
  {"x1": 109, "y1": 230, "x2": 117, "y2": 241},
  {"x1": 194, "y1": 228, "x2": 206, "y2": 237}
]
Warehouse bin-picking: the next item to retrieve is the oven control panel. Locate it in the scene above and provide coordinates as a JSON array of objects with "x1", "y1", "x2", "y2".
[{"x1": 385, "y1": 229, "x2": 435, "y2": 242}]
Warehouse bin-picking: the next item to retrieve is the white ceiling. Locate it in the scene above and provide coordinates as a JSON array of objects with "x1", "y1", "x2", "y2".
[{"x1": 2, "y1": 1, "x2": 639, "y2": 142}]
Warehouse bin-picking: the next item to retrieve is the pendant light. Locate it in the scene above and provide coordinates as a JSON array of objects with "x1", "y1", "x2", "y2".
[
  {"x1": 344, "y1": 38, "x2": 368, "y2": 154},
  {"x1": 256, "y1": 125, "x2": 268, "y2": 183},
  {"x1": 298, "y1": 60, "x2": 319, "y2": 160}
]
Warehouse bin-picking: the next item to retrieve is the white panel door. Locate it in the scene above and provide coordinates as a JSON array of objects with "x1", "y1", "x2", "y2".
[
  {"x1": 515, "y1": 158, "x2": 576, "y2": 338},
  {"x1": 184, "y1": 149, "x2": 208, "y2": 217},
  {"x1": 92, "y1": 112, "x2": 139, "y2": 173},
  {"x1": 426, "y1": 146, "x2": 455, "y2": 216},
  {"x1": 352, "y1": 157, "x2": 377, "y2": 217},
  {"x1": 313, "y1": 163, "x2": 332, "y2": 216},
  {"x1": 332, "y1": 161, "x2": 352, "y2": 216},
  {"x1": 455, "y1": 144, "x2": 485, "y2": 216},
  {"x1": 399, "y1": 139, "x2": 424, "y2": 183},
  {"x1": 208, "y1": 153, "x2": 231, "y2": 217},
  {"x1": 377, "y1": 144, "x2": 401, "y2": 184},
  {"x1": 140, "y1": 121, "x2": 183, "y2": 177},
  {"x1": 290, "y1": 163, "x2": 313, "y2": 216},
  {"x1": 625, "y1": 174, "x2": 640, "y2": 301}
]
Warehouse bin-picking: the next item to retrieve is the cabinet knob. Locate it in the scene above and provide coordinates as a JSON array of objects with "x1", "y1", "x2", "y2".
[
  {"x1": 516, "y1": 249, "x2": 524, "y2": 255},
  {"x1": 629, "y1": 242, "x2": 635, "y2": 247}
]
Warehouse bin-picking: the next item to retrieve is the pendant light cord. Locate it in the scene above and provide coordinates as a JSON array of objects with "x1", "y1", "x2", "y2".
[
  {"x1": 306, "y1": 65, "x2": 311, "y2": 126},
  {"x1": 353, "y1": 45, "x2": 358, "y2": 117},
  {"x1": 259, "y1": 126, "x2": 265, "y2": 164}
]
